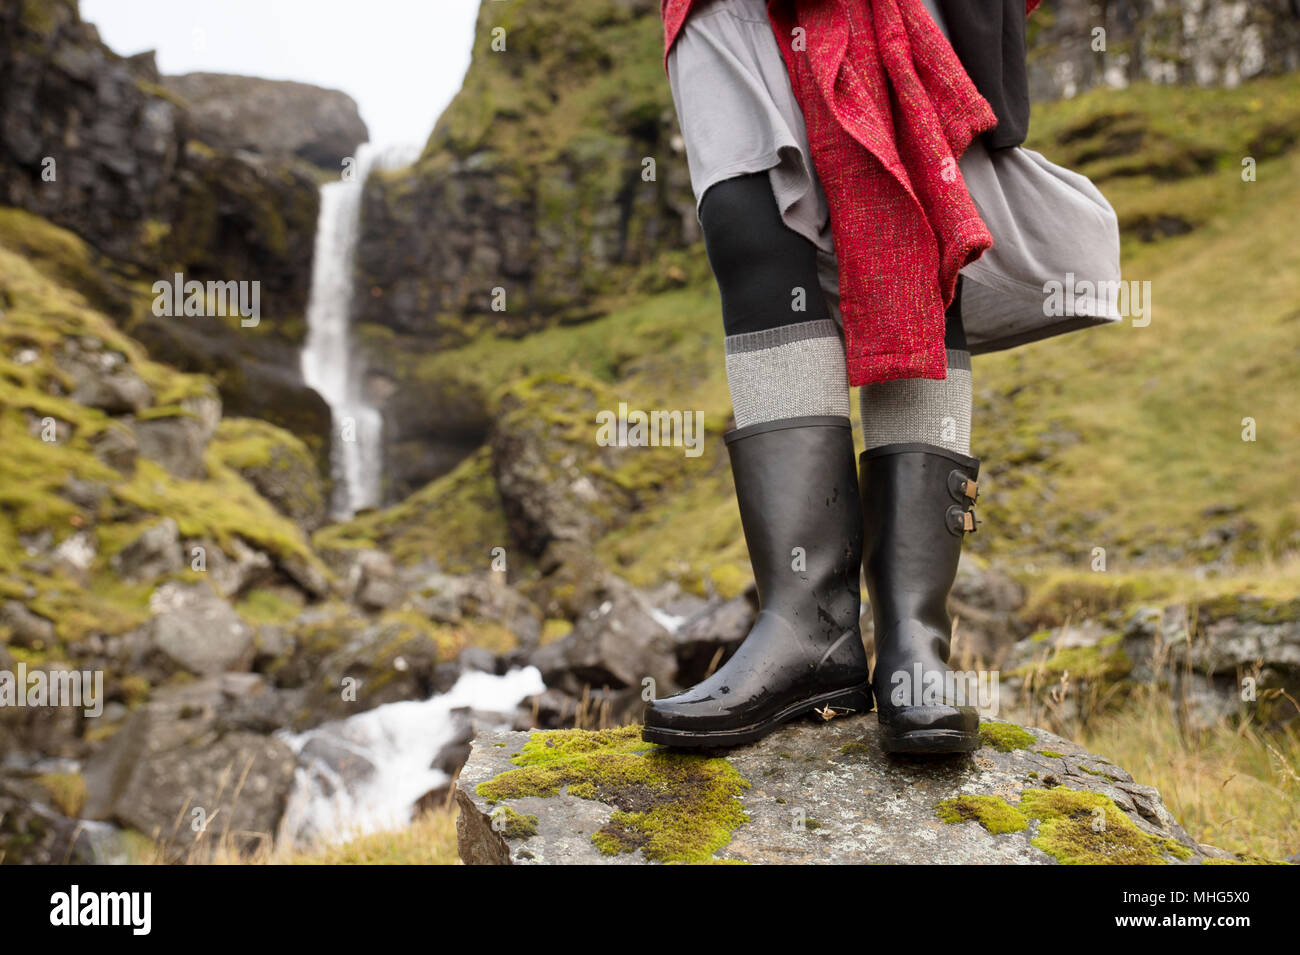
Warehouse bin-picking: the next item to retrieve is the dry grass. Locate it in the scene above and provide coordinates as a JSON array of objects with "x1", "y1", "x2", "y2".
[
  {"x1": 135, "y1": 806, "x2": 462, "y2": 865},
  {"x1": 1079, "y1": 691, "x2": 1299, "y2": 860},
  {"x1": 995, "y1": 620, "x2": 1300, "y2": 861}
]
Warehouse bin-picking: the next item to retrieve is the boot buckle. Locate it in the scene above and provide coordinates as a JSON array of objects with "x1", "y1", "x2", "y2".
[
  {"x1": 946, "y1": 504, "x2": 978, "y2": 536},
  {"x1": 947, "y1": 470, "x2": 978, "y2": 504}
]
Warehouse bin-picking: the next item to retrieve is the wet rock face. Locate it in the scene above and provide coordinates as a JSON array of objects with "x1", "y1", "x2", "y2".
[
  {"x1": 456, "y1": 717, "x2": 1217, "y2": 865},
  {"x1": 162, "y1": 73, "x2": 369, "y2": 170}
]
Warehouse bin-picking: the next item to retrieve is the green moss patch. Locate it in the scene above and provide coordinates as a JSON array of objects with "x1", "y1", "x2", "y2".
[
  {"x1": 935, "y1": 795, "x2": 1029, "y2": 835},
  {"x1": 978, "y1": 721, "x2": 1037, "y2": 753},
  {"x1": 936, "y1": 786, "x2": 1194, "y2": 864},
  {"x1": 314, "y1": 446, "x2": 510, "y2": 574},
  {"x1": 1009, "y1": 635, "x2": 1133, "y2": 684},
  {"x1": 476, "y1": 726, "x2": 749, "y2": 864},
  {"x1": 490, "y1": 805, "x2": 538, "y2": 840}
]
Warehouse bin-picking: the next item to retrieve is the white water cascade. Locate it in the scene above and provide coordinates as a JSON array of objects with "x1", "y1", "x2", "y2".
[
  {"x1": 301, "y1": 141, "x2": 421, "y2": 518},
  {"x1": 276, "y1": 667, "x2": 545, "y2": 848}
]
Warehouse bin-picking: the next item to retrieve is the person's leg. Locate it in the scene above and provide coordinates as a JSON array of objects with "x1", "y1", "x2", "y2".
[
  {"x1": 642, "y1": 172, "x2": 870, "y2": 748},
  {"x1": 857, "y1": 282, "x2": 982, "y2": 754},
  {"x1": 698, "y1": 171, "x2": 850, "y2": 427}
]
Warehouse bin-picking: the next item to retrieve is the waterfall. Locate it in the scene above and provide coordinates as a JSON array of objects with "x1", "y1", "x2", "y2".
[
  {"x1": 301, "y1": 141, "x2": 421, "y2": 519},
  {"x1": 276, "y1": 667, "x2": 545, "y2": 848}
]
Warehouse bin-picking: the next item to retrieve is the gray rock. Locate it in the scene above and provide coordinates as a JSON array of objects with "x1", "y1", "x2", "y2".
[
  {"x1": 278, "y1": 549, "x2": 332, "y2": 601},
  {"x1": 1122, "y1": 597, "x2": 1300, "y2": 729},
  {"x1": 529, "y1": 575, "x2": 677, "y2": 697},
  {"x1": 89, "y1": 424, "x2": 137, "y2": 473},
  {"x1": 348, "y1": 549, "x2": 404, "y2": 612},
  {"x1": 406, "y1": 570, "x2": 543, "y2": 648},
  {"x1": 147, "y1": 581, "x2": 253, "y2": 675},
  {"x1": 162, "y1": 72, "x2": 368, "y2": 169},
  {"x1": 1000, "y1": 595, "x2": 1300, "y2": 731},
  {"x1": 66, "y1": 361, "x2": 153, "y2": 414},
  {"x1": 50, "y1": 530, "x2": 96, "y2": 579},
  {"x1": 0, "y1": 777, "x2": 100, "y2": 864},
  {"x1": 459, "y1": 645, "x2": 498, "y2": 675},
  {"x1": 1027, "y1": 0, "x2": 1300, "y2": 103},
  {"x1": 193, "y1": 535, "x2": 275, "y2": 598},
  {"x1": 112, "y1": 517, "x2": 183, "y2": 582},
  {"x1": 59, "y1": 476, "x2": 109, "y2": 510},
  {"x1": 82, "y1": 674, "x2": 297, "y2": 857},
  {"x1": 131, "y1": 413, "x2": 209, "y2": 480},
  {"x1": 456, "y1": 716, "x2": 1209, "y2": 865},
  {"x1": 0, "y1": 601, "x2": 56, "y2": 650},
  {"x1": 949, "y1": 556, "x2": 1027, "y2": 663},
  {"x1": 671, "y1": 592, "x2": 756, "y2": 686}
]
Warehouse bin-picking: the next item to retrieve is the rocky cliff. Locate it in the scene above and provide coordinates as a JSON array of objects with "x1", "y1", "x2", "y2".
[
  {"x1": 0, "y1": 0, "x2": 381, "y2": 468},
  {"x1": 347, "y1": 0, "x2": 698, "y2": 499},
  {"x1": 0, "y1": 0, "x2": 183, "y2": 264},
  {"x1": 1028, "y1": 0, "x2": 1300, "y2": 101}
]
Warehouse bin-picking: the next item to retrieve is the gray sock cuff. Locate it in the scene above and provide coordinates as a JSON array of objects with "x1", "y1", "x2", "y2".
[
  {"x1": 859, "y1": 349, "x2": 974, "y2": 456},
  {"x1": 724, "y1": 322, "x2": 850, "y2": 429},
  {"x1": 725, "y1": 319, "x2": 843, "y2": 355}
]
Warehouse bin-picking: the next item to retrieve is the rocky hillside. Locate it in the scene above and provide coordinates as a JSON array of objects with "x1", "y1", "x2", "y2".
[{"x1": 348, "y1": 0, "x2": 698, "y2": 499}]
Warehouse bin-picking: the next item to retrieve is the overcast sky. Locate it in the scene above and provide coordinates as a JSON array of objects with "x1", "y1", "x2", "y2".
[{"x1": 82, "y1": 0, "x2": 482, "y2": 148}]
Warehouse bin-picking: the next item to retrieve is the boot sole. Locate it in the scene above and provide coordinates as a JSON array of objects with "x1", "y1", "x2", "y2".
[
  {"x1": 881, "y1": 728, "x2": 979, "y2": 755},
  {"x1": 641, "y1": 684, "x2": 873, "y2": 749}
]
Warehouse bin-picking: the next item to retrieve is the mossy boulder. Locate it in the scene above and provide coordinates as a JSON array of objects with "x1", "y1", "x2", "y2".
[
  {"x1": 456, "y1": 716, "x2": 1218, "y2": 865},
  {"x1": 209, "y1": 417, "x2": 327, "y2": 531}
]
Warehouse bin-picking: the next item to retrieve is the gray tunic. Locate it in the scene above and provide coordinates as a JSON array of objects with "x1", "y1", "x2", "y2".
[{"x1": 666, "y1": 0, "x2": 1124, "y2": 355}]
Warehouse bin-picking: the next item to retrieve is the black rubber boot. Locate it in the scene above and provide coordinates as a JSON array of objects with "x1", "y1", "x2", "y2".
[
  {"x1": 860, "y1": 443, "x2": 981, "y2": 754},
  {"x1": 642, "y1": 416, "x2": 872, "y2": 748}
]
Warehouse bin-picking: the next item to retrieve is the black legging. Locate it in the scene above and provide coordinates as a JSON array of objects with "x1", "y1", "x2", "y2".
[{"x1": 699, "y1": 171, "x2": 967, "y2": 350}]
